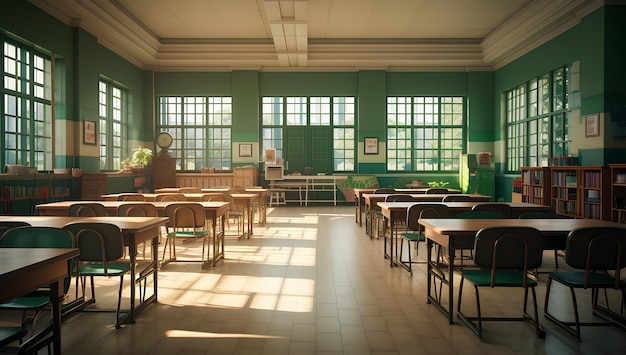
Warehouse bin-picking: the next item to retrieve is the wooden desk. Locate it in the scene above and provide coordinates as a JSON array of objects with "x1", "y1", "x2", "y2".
[
  {"x1": 362, "y1": 193, "x2": 491, "y2": 236},
  {"x1": 352, "y1": 188, "x2": 462, "y2": 226},
  {"x1": 417, "y1": 218, "x2": 626, "y2": 324},
  {"x1": 0, "y1": 215, "x2": 168, "y2": 325},
  {"x1": 378, "y1": 201, "x2": 553, "y2": 268},
  {"x1": 35, "y1": 201, "x2": 230, "y2": 267},
  {"x1": 281, "y1": 175, "x2": 343, "y2": 206},
  {"x1": 0, "y1": 248, "x2": 79, "y2": 354}
]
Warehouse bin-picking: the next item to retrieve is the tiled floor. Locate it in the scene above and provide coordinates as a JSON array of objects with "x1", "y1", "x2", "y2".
[{"x1": 2, "y1": 205, "x2": 626, "y2": 354}]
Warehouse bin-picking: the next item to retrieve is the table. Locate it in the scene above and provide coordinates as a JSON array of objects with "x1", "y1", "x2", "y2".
[
  {"x1": 35, "y1": 201, "x2": 230, "y2": 266},
  {"x1": 418, "y1": 218, "x2": 626, "y2": 324},
  {"x1": 378, "y1": 201, "x2": 553, "y2": 268},
  {"x1": 362, "y1": 193, "x2": 491, "y2": 236},
  {"x1": 0, "y1": 215, "x2": 168, "y2": 325},
  {"x1": 353, "y1": 188, "x2": 461, "y2": 225},
  {"x1": 279, "y1": 175, "x2": 344, "y2": 206},
  {"x1": 0, "y1": 248, "x2": 79, "y2": 354}
]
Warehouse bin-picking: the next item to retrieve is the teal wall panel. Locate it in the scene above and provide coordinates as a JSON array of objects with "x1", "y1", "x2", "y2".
[
  {"x1": 358, "y1": 71, "x2": 386, "y2": 136},
  {"x1": 154, "y1": 72, "x2": 232, "y2": 95},
  {"x1": 259, "y1": 72, "x2": 358, "y2": 95},
  {"x1": 232, "y1": 71, "x2": 260, "y2": 140}
]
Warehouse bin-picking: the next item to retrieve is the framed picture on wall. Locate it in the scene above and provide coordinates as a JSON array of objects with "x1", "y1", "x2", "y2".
[
  {"x1": 585, "y1": 114, "x2": 600, "y2": 137},
  {"x1": 239, "y1": 143, "x2": 253, "y2": 157},
  {"x1": 364, "y1": 137, "x2": 378, "y2": 155},
  {"x1": 83, "y1": 119, "x2": 97, "y2": 145}
]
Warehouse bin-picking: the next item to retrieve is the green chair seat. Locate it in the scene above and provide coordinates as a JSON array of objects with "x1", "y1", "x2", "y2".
[
  {"x1": 79, "y1": 262, "x2": 132, "y2": 276},
  {"x1": 0, "y1": 327, "x2": 27, "y2": 349},
  {"x1": 462, "y1": 269, "x2": 538, "y2": 287},
  {"x1": 166, "y1": 230, "x2": 210, "y2": 238},
  {"x1": 401, "y1": 232, "x2": 425, "y2": 242},
  {"x1": 548, "y1": 271, "x2": 626, "y2": 288},
  {"x1": 0, "y1": 296, "x2": 49, "y2": 310}
]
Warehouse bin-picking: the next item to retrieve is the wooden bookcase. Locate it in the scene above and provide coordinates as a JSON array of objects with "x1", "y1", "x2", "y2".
[
  {"x1": 551, "y1": 166, "x2": 610, "y2": 220},
  {"x1": 151, "y1": 156, "x2": 177, "y2": 190},
  {"x1": 520, "y1": 167, "x2": 551, "y2": 206},
  {"x1": 609, "y1": 164, "x2": 626, "y2": 224}
]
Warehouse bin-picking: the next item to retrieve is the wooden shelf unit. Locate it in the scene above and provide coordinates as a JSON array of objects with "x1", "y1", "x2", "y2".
[
  {"x1": 0, "y1": 173, "x2": 72, "y2": 214},
  {"x1": 609, "y1": 164, "x2": 626, "y2": 224},
  {"x1": 550, "y1": 166, "x2": 610, "y2": 220},
  {"x1": 520, "y1": 167, "x2": 551, "y2": 206}
]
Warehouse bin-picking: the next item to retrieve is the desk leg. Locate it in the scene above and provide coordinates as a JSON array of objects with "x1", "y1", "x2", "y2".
[
  {"x1": 152, "y1": 235, "x2": 159, "y2": 302},
  {"x1": 128, "y1": 238, "x2": 137, "y2": 323},
  {"x1": 247, "y1": 201, "x2": 253, "y2": 238},
  {"x1": 426, "y1": 238, "x2": 455, "y2": 324}
]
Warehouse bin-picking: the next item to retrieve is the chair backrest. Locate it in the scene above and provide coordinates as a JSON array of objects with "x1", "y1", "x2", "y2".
[
  {"x1": 442, "y1": 195, "x2": 472, "y2": 202},
  {"x1": 68, "y1": 202, "x2": 107, "y2": 217},
  {"x1": 373, "y1": 188, "x2": 396, "y2": 194},
  {"x1": 228, "y1": 188, "x2": 246, "y2": 194},
  {"x1": 564, "y1": 227, "x2": 626, "y2": 287},
  {"x1": 155, "y1": 193, "x2": 187, "y2": 202},
  {"x1": 201, "y1": 193, "x2": 228, "y2": 202},
  {"x1": 405, "y1": 204, "x2": 449, "y2": 232},
  {"x1": 473, "y1": 226, "x2": 544, "y2": 286},
  {"x1": 117, "y1": 203, "x2": 158, "y2": 217},
  {"x1": 384, "y1": 194, "x2": 415, "y2": 202},
  {"x1": 518, "y1": 211, "x2": 570, "y2": 219},
  {"x1": 426, "y1": 188, "x2": 449, "y2": 194},
  {"x1": 1, "y1": 226, "x2": 76, "y2": 292},
  {"x1": 64, "y1": 222, "x2": 125, "y2": 274},
  {"x1": 470, "y1": 203, "x2": 512, "y2": 218},
  {"x1": 164, "y1": 203, "x2": 206, "y2": 229},
  {"x1": 117, "y1": 193, "x2": 146, "y2": 201},
  {"x1": 0, "y1": 221, "x2": 31, "y2": 237},
  {"x1": 452, "y1": 210, "x2": 504, "y2": 219}
]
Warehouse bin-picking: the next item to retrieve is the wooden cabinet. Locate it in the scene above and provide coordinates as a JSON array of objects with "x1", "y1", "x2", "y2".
[
  {"x1": 609, "y1": 164, "x2": 626, "y2": 223},
  {"x1": 151, "y1": 156, "x2": 177, "y2": 190},
  {"x1": 233, "y1": 167, "x2": 258, "y2": 187},
  {"x1": 520, "y1": 167, "x2": 551, "y2": 206},
  {"x1": 551, "y1": 166, "x2": 609, "y2": 220},
  {"x1": 80, "y1": 174, "x2": 107, "y2": 200}
]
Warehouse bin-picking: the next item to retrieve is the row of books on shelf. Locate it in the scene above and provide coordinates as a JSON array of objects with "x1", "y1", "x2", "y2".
[
  {"x1": 0, "y1": 185, "x2": 70, "y2": 200},
  {"x1": 583, "y1": 204, "x2": 602, "y2": 219},
  {"x1": 552, "y1": 172, "x2": 577, "y2": 186},
  {"x1": 616, "y1": 173, "x2": 626, "y2": 184},
  {"x1": 553, "y1": 189, "x2": 577, "y2": 200},
  {"x1": 583, "y1": 171, "x2": 602, "y2": 188}
]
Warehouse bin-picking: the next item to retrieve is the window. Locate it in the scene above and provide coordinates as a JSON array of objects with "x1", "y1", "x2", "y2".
[
  {"x1": 261, "y1": 96, "x2": 355, "y2": 172},
  {"x1": 98, "y1": 79, "x2": 128, "y2": 170},
  {"x1": 386, "y1": 96, "x2": 464, "y2": 172},
  {"x1": 1, "y1": 39, "x2": 52, "y2": 170},
  {"x1": 157, "y1": 96, "x2": 232, "y2": 170},
  {"x1": 505, "y1": 66, "x2": 570, "y2": 172}
]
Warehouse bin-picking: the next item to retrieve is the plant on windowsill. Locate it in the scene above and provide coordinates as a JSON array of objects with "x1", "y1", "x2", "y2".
[{"x1": 130, "y1": 146, "x2": 152, "y2": 173}]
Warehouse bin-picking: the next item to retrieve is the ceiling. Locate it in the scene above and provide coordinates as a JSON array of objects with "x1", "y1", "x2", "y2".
[{"x1": 29, "y1": 0, "x2": 602, "y2": 72}]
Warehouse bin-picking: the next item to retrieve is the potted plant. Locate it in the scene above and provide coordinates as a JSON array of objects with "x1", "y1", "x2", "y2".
[{"x1": 130, "y1": 146, "x2": 152, "y2": 172}]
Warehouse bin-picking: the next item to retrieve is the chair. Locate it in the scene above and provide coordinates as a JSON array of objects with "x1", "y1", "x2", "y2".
[
  {"x1": 442, "y1": 195, "x2": 472, "y2": 202},
  {"x1": 162, "y1": 203, "x2": 210, "y2": 265},
  {"x1": 519, "y1": 211, "x2": 571, "y2": 269},
  {"x1": 0, "y1": 327, "x2": 27, "y2": 352},
  {"x1": 63, "y1": 222, "x2": 131, "y2": 329},
  {"x1": 426, "y1": 188, "x2": 449, "y2": 194},
  {"x1": 68, "y1": 202, "x2": 107, "y2": 217},
  {"x1": 117, "y1": 202, "x2": 159, "y2": 254},
  {"x1": 400, "y1": 204, "x2": 448, "y2": 275},
  {"x1": 155, "y1": 193, "x2": 187, "y2": 202},
  {"x1": 544, "y1": 227, "x2": 626, "y2": 341},
  {"x1": 470, "y1": 203, "x2": 512, "y2": 218},
  {"x1": 369, "y1": 188, "x2": 397, "y2": 237},
  {"x1": 116, "y1": 193, "x2": 146, "y2": 201},
  {"x1": 0, "y1": 226, "x2": 75, "y2": 341},
  {"x1": 457, "y1": 226, "x2": 545, "y2": 338},
  {"x1": 0, "y1": 221, "x2": 31, "y2": 236},
  {"x1": 202, "y1": 193, "x2": 242, "y2": 233}
]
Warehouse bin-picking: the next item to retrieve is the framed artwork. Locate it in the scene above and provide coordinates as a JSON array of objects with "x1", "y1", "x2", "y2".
[
  {"x1": 585, "y1": 114, "x2": 600, "y2": 137},
  {"x1": 364, "y1": 137, "x2": 378, "y2": 155},
  {"x1": 239, "y1": 143, "x2": 253, "y2": 157},
  {"x1": 83, "y1": 119, "x2": 97, "y2": 145}
]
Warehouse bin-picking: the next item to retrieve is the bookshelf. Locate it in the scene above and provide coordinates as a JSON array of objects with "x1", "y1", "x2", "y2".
[
  {"x1": 550, "y1": 166, "x2": 610, "y2": 220},
  {"x1": 609, "y1": 164, "x2": 626, "y2": 224},
  {"x1": 520, "y1": 167, "x2": 551, "y2": 206},
  {"x1": 0, "y1": 173, "x2": 73, "y2": 215}
]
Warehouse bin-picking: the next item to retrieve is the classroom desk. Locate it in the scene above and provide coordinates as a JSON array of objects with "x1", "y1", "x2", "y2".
[
  {"x1": 362, "y1": 193, "x2": 491, "y2": 237},
  {"x1": 0, "y1": 248, "x2": 79, "y2": 354},
  {"x1": 417, "y1": 218, "x2": 626, "y2": 324},
  {"x1": 378, "y1": 201, "x2": 553, "y2": 268},
  {"x1": 0, "y1": 215, "x2": 168, "y2": 325},
  {"x1": 352, "y1": 188, "x2": 462, "y2": 226},
  {"x1": 35, "y1": 201, "x2": 230, "y2": 266}
]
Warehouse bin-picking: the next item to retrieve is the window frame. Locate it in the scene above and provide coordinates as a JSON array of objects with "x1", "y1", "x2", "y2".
[{"x1": 98, "y1": 78, "x2": 128, "y2": 171}]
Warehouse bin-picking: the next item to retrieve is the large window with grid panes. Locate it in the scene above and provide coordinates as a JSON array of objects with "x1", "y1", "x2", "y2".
[
  {"x1": 1, "y1": 37, "x2": 53, "y2": 171},
  {"x1": 98, "y1": 79, "x2": 128, "y2": 171},
  {"x1": 506, "y1": 65, "x2": 571, "y2": 172},
  {"x1": 157, "y1": 96, "x2": 232, "y2": 170},
  {"x1": 261, "y1": 96, "x2": 355, "y2": 173},
  {"x1": 386, "y1": 96, "x2": 464, "y2": 172}
]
